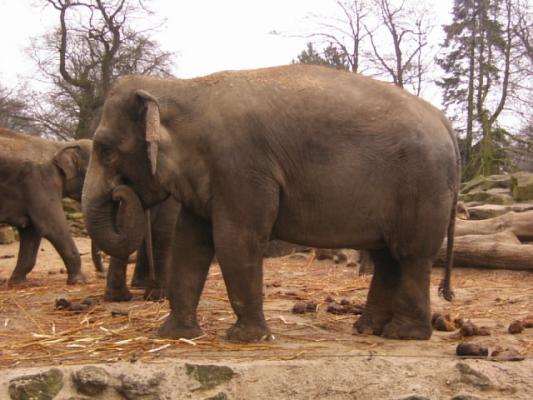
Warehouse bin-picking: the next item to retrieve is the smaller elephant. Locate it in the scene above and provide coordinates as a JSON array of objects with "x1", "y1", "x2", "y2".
[
  {"x1": 0, "y1": 128, "x2": 96, "y2": 285},
  {"x1": 104, "y1": 197, "x2": 180, "y2": 301}
]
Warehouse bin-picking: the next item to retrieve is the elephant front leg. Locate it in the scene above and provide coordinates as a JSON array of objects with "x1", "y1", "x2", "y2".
[
  {"x1": 213, "y1": 222, "x2": 272, "y2": 342},
  {"x1": 353, "y1": 248, "x2": 399, "y2": 336},
  {"x1": 104, "y1": 257, "x2": 132, "y2": 302},
  {"x1": 158, "y1": 208, "x2": 214, "y2": 339},
  {"x1": 8, "y1": 225, "x2": 42, "y2": 286}
]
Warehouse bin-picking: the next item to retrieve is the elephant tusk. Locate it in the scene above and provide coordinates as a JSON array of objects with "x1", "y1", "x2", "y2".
[{"x1": 145, "y1": 209, "x2": 156, "y2": 282}]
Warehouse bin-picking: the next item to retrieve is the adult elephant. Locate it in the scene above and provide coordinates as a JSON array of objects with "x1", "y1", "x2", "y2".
[
  {"x1": 104, "y1": 197, "x2": 180, "y2": 302},
  {"x1": 82, "y1": 65, "x2": 460, "y2": 342},
  {"x1": 0, "y1": 128, "x2": 97, "y2": 285}
]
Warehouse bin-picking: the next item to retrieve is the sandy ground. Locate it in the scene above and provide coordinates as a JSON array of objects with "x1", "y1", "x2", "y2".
[{"x1": 0, "y1": 237, "x2": 532, "y2": 399}]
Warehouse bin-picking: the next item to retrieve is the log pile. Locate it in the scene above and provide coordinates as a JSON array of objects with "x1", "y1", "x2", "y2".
[{"x1": 435, "y1": 210, "x2": 533, "y2": 271}]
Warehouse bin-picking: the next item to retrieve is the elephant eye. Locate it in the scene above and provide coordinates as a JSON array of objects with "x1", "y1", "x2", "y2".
[{"x1": 97, "y1": 144, "x2": 118, "y2": 166}]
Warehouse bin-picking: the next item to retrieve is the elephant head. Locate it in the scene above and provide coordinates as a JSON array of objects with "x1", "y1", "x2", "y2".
[
  {"x1": 82, "y1": 81, "x2": 171, "y2": 261},
  {"x1": 53, "y1": 139, "x2": 92, "y2": 201}
]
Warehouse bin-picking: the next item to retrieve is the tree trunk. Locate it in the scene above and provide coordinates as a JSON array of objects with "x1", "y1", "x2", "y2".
[
  {"x1": 435, "y1": 230, "x2": 533, "y2": 270},
  {"x1": 454, "y1": 210, "x2": 533, "y2": 241}
]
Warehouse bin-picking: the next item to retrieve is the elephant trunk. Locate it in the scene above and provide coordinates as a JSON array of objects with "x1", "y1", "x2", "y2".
[{"x1": 83, "y1": 184, "x2": 146, "y2": 260}]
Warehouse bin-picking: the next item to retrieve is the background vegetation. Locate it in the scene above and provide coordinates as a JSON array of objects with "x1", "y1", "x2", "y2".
[{"x1": 0, "y1": 0, "x2": 531, "y2": 180}]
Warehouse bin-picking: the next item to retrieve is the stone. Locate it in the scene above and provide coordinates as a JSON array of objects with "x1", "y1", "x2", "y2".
[
  {"x1": 511, "y1": 172, "x2": 533, "y2": 201},
  {"x1": 461, "y1": 174, "x2": 512, "y2": 194},
  {"x1": 396, "y1": 396, "x2": 430, "y2": 400},
  {"x1": 116, "y1": 373, "x2": 163, "y2": 400},
  {"x1": 0, "y1": 225, "x2": 16, "y2": 244},
  {"x1": 456, "y1": 362, "x2": 492, "y2": 389},
  {"x1": 460, "y1": 188, "x2": 514, "y2": 205},
  {"x1": 72, "y1": 366, "x2": 110, "y2": 396},
  {"x1": 9, "y1": 368, "x2": 64, "y2": 400},
  {"x1": 185, "y1": 364, "x2": 234, "y2": 390}
]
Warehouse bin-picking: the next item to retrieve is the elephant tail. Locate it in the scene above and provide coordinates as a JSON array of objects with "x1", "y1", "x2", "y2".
[
  {"x1": 439, "y1": 195, "x2": 456, "y2": 302},
  {"x1": 439, "y1": 122, "x2": 460, "y2": 302}
]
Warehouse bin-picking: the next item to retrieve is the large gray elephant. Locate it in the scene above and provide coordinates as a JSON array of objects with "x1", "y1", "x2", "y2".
[
  {"x1": 82, "y1": 65, "x2": 460, "y2": 342},
  {"x1": 0, "y1": 127, "x2": 96, "y2": 285}
]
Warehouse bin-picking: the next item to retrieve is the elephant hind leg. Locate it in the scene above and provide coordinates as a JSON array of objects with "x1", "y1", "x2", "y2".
[
  {"x1": 381, "y1": 257, "x2": 433, "y2": 340},
  {"x1": 353, "y1": 248, "x2": 399, "y2": 335},
  {"x1": 8, "y1": 225, "x2": 42, "y2": 286}
]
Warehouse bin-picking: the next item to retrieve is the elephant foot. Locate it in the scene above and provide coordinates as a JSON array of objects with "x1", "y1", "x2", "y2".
[
  {"x1": 381, "y1": 315, "x2": 432, "y2": 340},
  {"x1": 158, "y1": 316, "x2": 203, "y2": 339},
  {"x1": 143, "y1": 287, "x2": 166, "y2": 301},
  {"x1": 226, "y1": 320, "x2": 272, "y2": 343},
  {"x1": 7, "y1": 275, "x2": 28, "y2": 287},
  {"x1": 67, "y1": 273, "x2": 88, "y2": 285},
  {"x1": 104, "y1": 288, "x2": 133, "y2": 302},
  {"x1": 353, "y1": 310, "x2": 392, "y2": 336}
]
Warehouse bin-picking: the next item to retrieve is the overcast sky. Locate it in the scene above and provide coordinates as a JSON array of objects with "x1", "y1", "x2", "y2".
[{"x1": 0, "y1": 0, "x2": 453, "y2": 103}]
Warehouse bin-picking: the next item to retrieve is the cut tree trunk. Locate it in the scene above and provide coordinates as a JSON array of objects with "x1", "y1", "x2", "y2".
[
  {"x1": 435, "y1": 230, "x2": 533, "y2": 270},
  {"x1": 455, "y1": 210, "x2": 533, "y2": 242}
]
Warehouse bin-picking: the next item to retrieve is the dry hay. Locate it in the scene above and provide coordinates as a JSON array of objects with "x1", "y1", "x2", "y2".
[{"x1": 0, "y1": 240, "x2": 532, "y2": 369}]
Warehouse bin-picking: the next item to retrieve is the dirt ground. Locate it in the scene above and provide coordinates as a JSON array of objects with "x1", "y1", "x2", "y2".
[{"x1": 0, "y1": 237, "x2": 532, "y2": 399}]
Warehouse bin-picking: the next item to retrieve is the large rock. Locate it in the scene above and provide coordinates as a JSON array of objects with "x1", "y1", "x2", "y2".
[
  {"x1": 72, "y1": 366, "x2": 111, "y2": 396},
  {"x1": 511, "y1": 172, "x2": 533, "y2": 201},
  {"x1": 461, "y1": 174, "x2": 512, "y2": 194},
  {"x1": 116, "y1": 373, "x2": 163, "y2": 400},
  {"x1": 460, "y1": 188, "x2": 514, "y2": 205},
  {"x1": 185, "y1": 364, "x2": 234, "y2": 391},
  {"x1": 8, "y1": 368, "x2": 64, "y2": 400},
  {"x1": 455, "y1": 363, "x2": 492, "y2": 389}
]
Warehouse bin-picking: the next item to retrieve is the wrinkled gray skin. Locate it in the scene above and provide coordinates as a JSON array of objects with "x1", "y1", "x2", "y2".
[
  {"x1": 83, "y1": 65, "x2": 460, "y2": 342},
  {"x1": 104, "y1": 197, "x2": 180, "y2": 302},
  {"x1": 0, "y1": 127, "x2": 96, "y2": 285}
]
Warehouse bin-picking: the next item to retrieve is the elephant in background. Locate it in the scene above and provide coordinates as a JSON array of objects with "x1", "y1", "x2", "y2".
[
  {"x1": 82, "y1": 65, "x2": 459, "y2": 342},
  {"x1": 0, "y1": 127, "x2": 99, "y2": 285},
  {"x1": 104, "y1": 197, "x2": 180, "y2": 302}
]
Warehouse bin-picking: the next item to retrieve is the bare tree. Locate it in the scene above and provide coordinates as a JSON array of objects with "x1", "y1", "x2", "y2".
[
  {"x1": 305, "y1": 0, "x2": 370, "y2": 73},
  {"x1": 28, "y1": 0, "x2": 175, "y2": 139},
  {"x1": 0, "y1": 84, "x2": 38, "y2": 134},
  {"x1": 296, "y1": 0, "x2": 433, "y2": 96},
  {"x1": 364, "y1": 0, "x2": 433, "y2": 95}
]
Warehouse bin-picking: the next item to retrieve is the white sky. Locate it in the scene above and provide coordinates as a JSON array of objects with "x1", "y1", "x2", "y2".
[{"x1": 0, "y1": 0, "x2": 453, "y2": 104}]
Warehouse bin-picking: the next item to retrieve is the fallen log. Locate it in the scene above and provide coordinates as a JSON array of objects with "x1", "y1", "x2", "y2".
[
  {"x1": 435, "y1": 231, "x2": 533, "y2": 270},
  {"x1": 455, "y1": 210, "x2": 533, "y2": 242}
]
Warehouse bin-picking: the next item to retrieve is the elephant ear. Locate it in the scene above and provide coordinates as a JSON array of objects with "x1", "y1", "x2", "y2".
[
  {"x1": 135, "y1": 89, "x2": 160, "y2": 176},
  {"x1": 53, "y1": 145, "x2": 81, "y2": 181}
]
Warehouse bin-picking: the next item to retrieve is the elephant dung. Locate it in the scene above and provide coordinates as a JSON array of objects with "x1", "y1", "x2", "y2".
[{"x1": 507, "y1": 320, "x2": 524, "y2": 334}]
